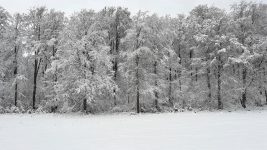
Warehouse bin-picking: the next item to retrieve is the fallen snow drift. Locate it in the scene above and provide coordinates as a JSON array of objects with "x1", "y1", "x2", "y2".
[{"x1": 1, "y1": 111, "x2": 267, "y2": 150}]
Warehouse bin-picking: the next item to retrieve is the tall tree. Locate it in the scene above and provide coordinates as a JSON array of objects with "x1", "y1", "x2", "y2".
[
  {"x1": 121, "y1": 12, "x2": 155, "y2": 113},
  {"x1": 12, "y1": 14, "x2": 22, "y2": 107},
  {"x1": 23, "y1": 7, "x2": 47, "y2": 110},
  {"x1": 50, "y1": 10, "x2": 116, "y2": 113}
]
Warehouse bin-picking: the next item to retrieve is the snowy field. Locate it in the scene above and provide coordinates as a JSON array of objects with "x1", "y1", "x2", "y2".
[{"x1": 1, "y1": 111, "x2": 267, "y2": 150}]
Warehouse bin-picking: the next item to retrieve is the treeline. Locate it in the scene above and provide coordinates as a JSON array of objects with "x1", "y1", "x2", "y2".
[{"x1": 0, "y1": 1, "x2": 267, "y2": 113}]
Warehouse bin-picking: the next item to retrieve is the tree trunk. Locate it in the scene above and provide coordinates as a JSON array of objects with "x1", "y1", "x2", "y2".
[
  {"x1": 169, "y1": 67, "x2": 173, "y2": 107},
  {"x1": 14, "y1": 46, "x2": 18, "y2": 107},
  {"x1": 52, "y1": 45, "x2": 58, "y2": 82},
  {"x1": 127, "y1": 93, "x2": 130, "y2": 104},
  {"x1": 83, "y1": 98, "x2": 87, "y2": 113},
  {"x1": 113, "y1": 54, "x2": 118, "y2": 106},
  {"x1": 190, "y1": 50, "x2": 193, "y2": 78},
  {"x1": 52, "y1": 45, "x2": 56, "y2": 57},
  {"x1": 15, "y1": 82, "x2": 18, "y2": 107},
  {"x1": 114, "y1": 15, "x2": 120, "y2": 79},
  {"x1": 178, "y1": 70, "x2": 182, "y2": 91},
  {"x1": 32, "y1": 15, "x2": 42, "y2": 110},
  {"x1": 241, "y1": 90, "x2": 247, "y2": 108},
  {"x1": 113, "y1": 19, "x2": 120, "y2": 106},
  {"x1": 264, "y1": 58, "x2": 267, "y2": 105},
  {"x1": 241, "y1": 67, "x2": 247, "y2": 108},
  {"x1": 207, "y1": 67, "x2": 211, "y2": 102},
  {"x1": 154, "y1": 61, "x2": 159, "y2": 110},
  {"x1": 217, "y1": 55, "x2": 223, "y2": 109},
  {"x1": 14, "y1": 16, "x2": 19, "y2": 107},
  {"x1": 136, "y1": 55, "x2": 140, "y2": 113},
  {"x1": 113, "y1": 89, "x2": 117, "y2": 106},
  {"x1": 43, "y1": 63, "x2": 47, "y2": 76},
  {"x1": 178, "y1": 44, "x2": 182, "y2": 91},
  {"x1": 154, "y1": 91, "x2": 159, "y2": 110},
  {"x1": 137, "y1": 86, "x2": 140, "y2": 113},
  {"x1": 32, "y1": 57, "x2": 38, "y2": 110}
]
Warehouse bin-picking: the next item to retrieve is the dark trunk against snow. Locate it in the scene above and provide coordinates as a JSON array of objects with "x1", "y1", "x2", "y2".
[
  {"x1": 136, "y1": 55, "x2": 140, "y2": 113},
  {"x1": 32, "y1": 56, "x2": 38, "y2": 110},
  {"x1": 13, "y1": 16, "x2": 19, "y2": 107},
  {"x1": 190, "y1": 50, "x2": 193, "y2": 78},
  {"x1": 178, "y1": 44, "x2": 182, "y2": 91},
  {"x1": 207, "y1": 67, "x2": 211, "y2": 102},
  {"x1": 14, "y1": 45, "x2": 18, "y2": 107},
  {"x1": 83, "y1": 98, "x2": 87, "y2": 113},
  {"x1": 52, "y1": 45, "x2": 58, "y2": 82},
  {"x1": 137, "y1": 87, "x2": 140, "y2": 113},
  {"x1": 32, "y1": 16, "x2": 42, "y2": 110},
  {"x1": 112, "y1": 16, "x2": 120, "y2": 106},
  {"x1": 241, "y1": 67, "x2": 247, "y2": 108},
  {"x1": 154, "y1": 61, "x2": 159, "y2": 110},
  {"x1": 14, "y1": 76, "x2": 18, "y2": 107},
  {"x1": 113, "y1": 53, "x2": 118, "y2": 106},
  {"x1": 52, "y1": 45, "x2": 55, "y2": 57},
  {"x1": 205, "y1": 49, "x2": 211, "y2": 103},
  {"x1": 114, "y1": 16, "x2": 119, "y2": 80},
  {"x1": 264, "y1": 59, "x2": 267, "y2": 104},
  {"x1": 169, "y1": 67, "x2": 173, "y2": 107},
  {"x1": 127, "y1": 94, "x2": 130, "y2": 104},
  {"x1": 178, "y1": 71, "x2": 182, "y2": 91},
  {"x1": 217, "y1": 55, "x2": 223, "y2": 109}
]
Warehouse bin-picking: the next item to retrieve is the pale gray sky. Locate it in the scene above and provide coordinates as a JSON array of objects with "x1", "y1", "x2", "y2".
[{"x1": 0, "y1": 0, "x2": 265, "y2": 16}]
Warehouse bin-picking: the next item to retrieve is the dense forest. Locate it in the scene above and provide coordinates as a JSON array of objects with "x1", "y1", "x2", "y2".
[{"x1": 0, "y1": 1, "x2": 267, "y2": 113}]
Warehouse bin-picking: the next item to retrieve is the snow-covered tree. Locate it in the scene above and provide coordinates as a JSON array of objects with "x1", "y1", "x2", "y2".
[
  {"x1": 51, "y1": 10, "x2": 116, "y2": 113},
  {"x1": 121, "y1": 11, "x2": 156, "y2": 113}
]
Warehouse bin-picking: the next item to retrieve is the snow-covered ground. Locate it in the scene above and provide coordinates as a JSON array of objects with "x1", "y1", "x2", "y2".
[{"x1": 1, "y1": 111, "x2": 267, "y2": 150}]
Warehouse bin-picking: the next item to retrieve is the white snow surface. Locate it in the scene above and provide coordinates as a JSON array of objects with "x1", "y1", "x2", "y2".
[{"x1": 1, "y1": 111, "x2": 267, "y2": 150}]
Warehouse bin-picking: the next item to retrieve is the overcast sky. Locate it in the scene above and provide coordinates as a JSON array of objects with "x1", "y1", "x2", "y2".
[{"x1": 0, "y1": 0, "x2": 264, "y2": 16}]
